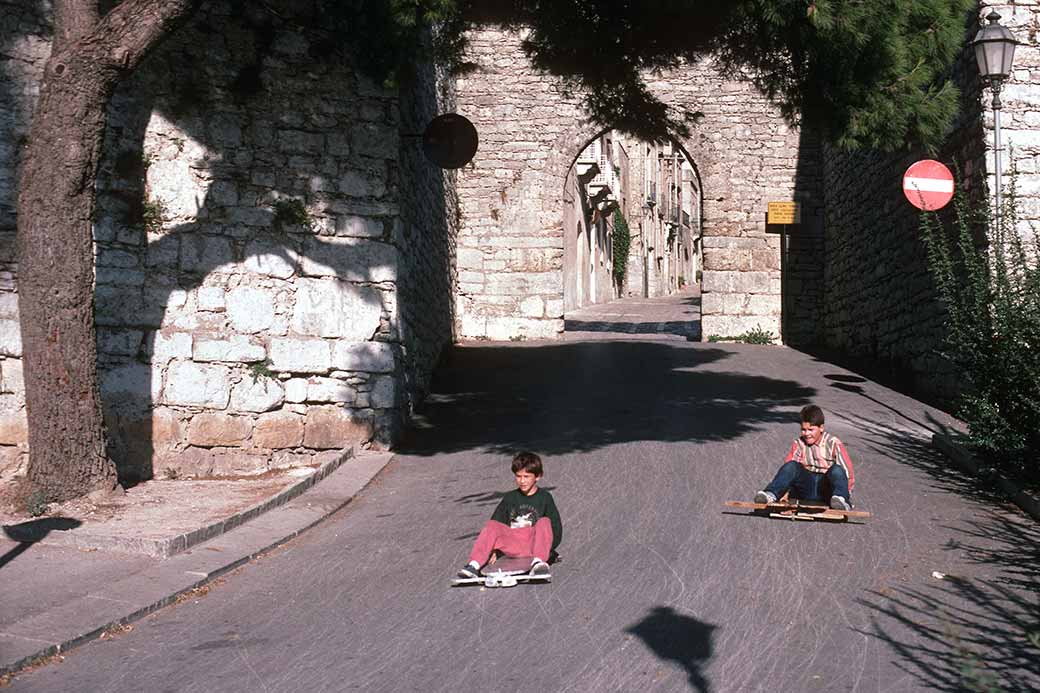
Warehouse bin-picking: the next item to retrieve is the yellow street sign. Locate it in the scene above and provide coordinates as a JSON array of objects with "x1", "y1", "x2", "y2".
[{"x1": 768, "y1": 201, "x2": 801, "y2": 225}]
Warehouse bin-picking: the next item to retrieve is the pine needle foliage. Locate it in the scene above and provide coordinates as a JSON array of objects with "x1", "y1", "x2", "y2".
[
  {"x1": 919, "y1": 170, "x2": 1040, "y2": 479},
  {"x1": 326, "y1": 1, "x2": 974, "y2": 151}
]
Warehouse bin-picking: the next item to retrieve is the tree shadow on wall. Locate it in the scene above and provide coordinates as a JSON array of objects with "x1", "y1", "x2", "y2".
[
  {"x1": 86, "y1": 3, "x2": 454, "y2": 485},
  {"x1": 625, "y1": 606, "x2": 717, "y2": 692},
  {"x1": 399, "y1": 341, "x2": 816, "y2": 457}
]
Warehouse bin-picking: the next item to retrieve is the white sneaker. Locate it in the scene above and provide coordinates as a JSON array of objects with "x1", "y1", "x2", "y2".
[
  {"x1": 754, "y1": 491, "x2": 777, "y2": 504},
  {"x1": 830, "y1": 495, "x2": 851, "y2": 511},
  {"x1": 529, "y1": 560, "x2": 550, "y2": 576}
]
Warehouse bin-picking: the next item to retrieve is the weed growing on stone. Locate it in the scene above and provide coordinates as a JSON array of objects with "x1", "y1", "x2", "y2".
[
  {"x1": 706, "y1": 326, "x2": 776, "y2": 345},
  {"x1": 248, "y1": 358, "x2": 276, "y2": 383},
  {"x1": 24, "y1": 489, "x2": 49, "y2": 517},
  {"x1": 140, "y1": 198, "x2": 166, "y2": 233},
  {"x1": 272, "y1": 198, "x2": 312, "y2": 230}
]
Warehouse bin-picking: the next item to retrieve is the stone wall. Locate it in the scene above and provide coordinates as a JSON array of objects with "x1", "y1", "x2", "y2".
[
  {"x1": 0, "y1": 2, "x2": 455, "y2": 482},
  {"x1": 454, "y1": 28, "x2": 815, "y2": 341},
  {"x1": 816, "y1": 2, "x2": 1040, "y2": 401}
]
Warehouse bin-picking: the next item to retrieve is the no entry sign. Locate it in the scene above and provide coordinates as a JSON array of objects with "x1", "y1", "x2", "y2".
[{"x1": 903, "y1": 159, "x2": 954, "y2": 211}]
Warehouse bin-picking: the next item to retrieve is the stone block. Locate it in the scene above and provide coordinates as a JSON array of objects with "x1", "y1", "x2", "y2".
[
  {"x1": 253, "y1": 411, "x2": 305, "y2": 449},
  {"x1": 187, "y1": 412, "x2": 254, "y2": 446},
  {"x1": 243, "y1": 240, "x2": 297, "y2": 279},
  {"x1": 0, "y1": 445, "x2": 26, "y2": 479},
  {"x1": 306, "y1": 377, "x2": 357, "y2": 403},
  {"x1": 151, "y1": 408, "x2": 185, "y2": 447},
  {"x1": 101, "y1": 361, "x2": 159, "y2": 414},
  {"x1": 299, "y1": 237, "x2": 397, "y2": 283},
  {"x1": 180, "y1": 235, "x2": 234, "y2": 274},
  {"x1": 269, "y1": 337, "x2": 331, "y2": 373},
  {"x1": 164, "y1": 361, "x2": 231, "y2": 409},
  {"x1": 0, "y1": 358, "x2": 24, "y2": 395},
  {"x1": 485, "y1": 317, "x2": 561, "y2": 341},
  {"x1": 230, "y1": 377, "x2": 285, "y2": 412},
  {"x1": 335, "y1": 216, "x2": 384, "y2": 238},
  {"x1": 331, "y1": 342, "x2": 396, "y2": 372},
  {"x1": 150, "y1": 330, "x2": 193, "y2": 362},
  {"x1": 291, "y1": 279, "x2": 383, "y2": 340},
  {"x1": 303, "y1": 406, "x2": 373, "y2": 449},
  {"x1": 197, "y1": 286, "x2": 226, "y2": 311},
  {"x1": 520, "y1": 295, "x2": 544, "y2": 318},
  {"x1": 171, "y1": 447, "x2": 272, "y2": 478},
  {"x1": 339, "y1": 170, "x2": 386, "y2": 198},
  {"x1": 194, "y1": 335, "x2": 266, "y2": 363},
  {"x1": 284, "y1": 378, "x2": 308, "y2": 402},
  {"x1": 0, "y1": 319, "x2": 22, "y2": 356},
  {"x1": 701, "y1": 270, "x2": 772, "y2": 294},
  {"x1": 226, "y1": 287, "x2": 276, "y2": 334},
  {"x1": 0, "y1": 293, "x2": 18, "y2": 319},
  {"x1": 0, "y1": 411, "x2": 27, "y2": 445},
  {"x1": 368, "y1": 375, "x2": 397, "y2": 408}
]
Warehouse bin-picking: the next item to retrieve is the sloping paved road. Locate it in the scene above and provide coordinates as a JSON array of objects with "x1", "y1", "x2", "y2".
[{"x1": 8, "y1": 312, "x2": 1037, "y2": 691}]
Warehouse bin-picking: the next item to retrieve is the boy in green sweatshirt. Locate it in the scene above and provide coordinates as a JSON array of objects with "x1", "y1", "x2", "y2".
[{"x1": 458, "y1": 451, "x2": 563, "y2": 578}]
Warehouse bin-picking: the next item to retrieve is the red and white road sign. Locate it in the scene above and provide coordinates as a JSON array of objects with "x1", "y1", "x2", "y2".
[{"x1": 903, "y1": 159, "x2": 954, "y2": 211}]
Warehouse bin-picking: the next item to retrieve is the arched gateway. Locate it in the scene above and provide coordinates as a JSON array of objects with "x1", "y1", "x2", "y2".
[{"x1": 453, "y1": 27, "x2": 823, "y2": 344}]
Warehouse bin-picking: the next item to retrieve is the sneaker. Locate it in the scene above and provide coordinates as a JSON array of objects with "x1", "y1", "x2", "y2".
[
  {"x1": 754, "y1": 490, "x2": 777, "y2": 504},
  {"x1": 529, "y1": 560, "x2": 550, "y2": 576},
  {"x1": 457, "y1": 563, "x2": 481, "y2": 579},
  {"x1": 830, "y1": 495, "x2": 851, "y2": 511}
]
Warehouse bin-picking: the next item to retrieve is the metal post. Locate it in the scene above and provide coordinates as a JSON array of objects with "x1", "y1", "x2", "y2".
[{"x1": 992, "y1": 80, "x2": 1003, "y2": 231}]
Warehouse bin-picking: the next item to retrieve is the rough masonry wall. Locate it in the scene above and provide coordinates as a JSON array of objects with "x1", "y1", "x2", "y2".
[
  {"x1": 0, "y1": 2, "x2": 436, "y2": 482},
  {"x1": 454, "y1": 27, "x2": 815, "y2": 341},
  {"x1": 0, "y1": 2, "x2": 48, "y2": 480},
  {"x1": 818, "y1": 3, "x2": 1040, "y2": 401},
  {"x1": 396, "y1": 50, "x2": 459, "y2": 411},
  {"x1": 453, "y1": 29, "x2": 577, "y2": 340}
]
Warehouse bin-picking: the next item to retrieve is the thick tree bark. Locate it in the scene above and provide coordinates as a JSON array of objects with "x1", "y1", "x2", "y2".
[{"x1": 16, "y1": 0, "x2": 201, "y2": 502}]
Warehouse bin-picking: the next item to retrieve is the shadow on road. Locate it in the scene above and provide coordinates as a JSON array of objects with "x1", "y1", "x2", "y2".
[
  {"x1": 563, "y1": 318, "x2": 700, "y2": 340},
  {"x1": 625, "y1": 606, "x2": 716, "y2": 692},
  {"x1": 846, "y1": 418, "x2": 1040, "y2": 691},
  {"x1": 400, "y1": 341, "x2": 816, "y2": 457},
  {"x1": 1, "y1": 517, "x2": 82, "y2": 569}
]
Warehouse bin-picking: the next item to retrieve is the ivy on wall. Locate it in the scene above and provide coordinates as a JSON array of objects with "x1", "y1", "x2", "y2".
[{"x1": 612, "y1": 209, "x2": 631, "y2": 288}]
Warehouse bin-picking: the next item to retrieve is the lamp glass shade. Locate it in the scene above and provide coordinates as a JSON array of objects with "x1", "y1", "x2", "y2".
[{"x1": 973, "y1": 13, "x2": 1017, "y2": 81}]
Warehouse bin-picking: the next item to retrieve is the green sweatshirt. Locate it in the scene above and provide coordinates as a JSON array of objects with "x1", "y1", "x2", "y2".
[{"x1": 490, "y1": 487, "x2": 563, "y2": 552}]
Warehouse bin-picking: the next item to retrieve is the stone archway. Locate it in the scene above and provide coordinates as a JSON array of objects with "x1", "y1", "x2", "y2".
[{"x1": 452, "y1": 27, "x2": 817, "y2": 343}]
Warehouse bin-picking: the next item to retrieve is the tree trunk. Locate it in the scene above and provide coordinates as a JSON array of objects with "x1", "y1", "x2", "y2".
[{"x1": 16, "y1": 0, "x2": 200, "y2": 502}]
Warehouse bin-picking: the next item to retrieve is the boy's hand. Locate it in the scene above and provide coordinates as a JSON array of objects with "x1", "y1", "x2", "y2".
[{"x1": 487, "y1": 554, "x2": 497, "y2": 565}]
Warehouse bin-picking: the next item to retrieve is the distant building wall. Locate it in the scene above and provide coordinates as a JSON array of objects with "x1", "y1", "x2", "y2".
[{"x1": 454, "y1": 27, "x2": 815, "y2": 341}]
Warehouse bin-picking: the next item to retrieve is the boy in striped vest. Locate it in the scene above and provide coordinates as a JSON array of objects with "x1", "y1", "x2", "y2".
[{"x1": 754, "y1": 404, "x2": 856, "y2": 510}]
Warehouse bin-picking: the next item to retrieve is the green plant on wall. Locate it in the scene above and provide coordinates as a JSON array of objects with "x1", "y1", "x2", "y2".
[
  {"x1": 919, "y1": 168, "x2": 1040, "y2": 482},
  {"x1": 612, "y1": 209, "x2": 631, "y2": 288},
  {"x1": 273, "y1": 198, "x2": 312, "y2": 231}
]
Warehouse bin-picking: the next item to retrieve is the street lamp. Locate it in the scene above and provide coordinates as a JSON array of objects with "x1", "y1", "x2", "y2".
[{"x1": 973, "y1": 10, "x2": 1017, "y2": 229}]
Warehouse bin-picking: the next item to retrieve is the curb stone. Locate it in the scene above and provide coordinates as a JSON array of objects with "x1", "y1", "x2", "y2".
[
  {"x1": 37, "y1": 446, "x2": 358, "y2": 558},
  {"x1": 932, "y1": 432, "x2": 1040, "y2": 522}
]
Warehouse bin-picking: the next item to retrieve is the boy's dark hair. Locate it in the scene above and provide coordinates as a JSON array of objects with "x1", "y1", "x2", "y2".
[
  {"x1": 800, "y1": 405, "x2": 825, "y2": 426},
  {"x1": 511, "y1": 451, "x2": 543, "y2": 476}
]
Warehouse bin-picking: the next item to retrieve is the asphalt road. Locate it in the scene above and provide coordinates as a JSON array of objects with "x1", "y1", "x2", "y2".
[{"x1": 9, "y1": 320, "x2": 1038, "y2": 691}]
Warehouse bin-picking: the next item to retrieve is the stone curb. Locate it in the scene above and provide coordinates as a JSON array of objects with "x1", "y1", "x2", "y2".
[
  {"x1": 35, "y1": 447, "x2": 357, "y2": 558},
  {"x1": 931, "y1": 432, "x2": 1040, "y2": 522},
  {"x1": 0, "y1": 451, "x2": 394, "y2": 678}
]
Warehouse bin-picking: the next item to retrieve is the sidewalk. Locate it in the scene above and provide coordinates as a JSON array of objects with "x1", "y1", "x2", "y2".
[{"x1": 0, "y1": 449, "x2": 393, "y2": 677}]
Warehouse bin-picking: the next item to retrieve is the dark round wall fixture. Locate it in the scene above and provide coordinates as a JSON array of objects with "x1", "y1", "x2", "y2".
[{"x1": 422, "y1": 113, "x2": 478, "y2": 169}]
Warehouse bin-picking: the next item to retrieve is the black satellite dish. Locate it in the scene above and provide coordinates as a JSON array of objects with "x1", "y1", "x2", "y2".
[{"x1": 422, "y1": 114, "x2": 478, "y2": 169}]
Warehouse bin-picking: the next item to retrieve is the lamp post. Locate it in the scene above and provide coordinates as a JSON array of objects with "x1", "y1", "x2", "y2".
[{"x1": 973, "y1": 10, "x2": 1017, "y2": 230}]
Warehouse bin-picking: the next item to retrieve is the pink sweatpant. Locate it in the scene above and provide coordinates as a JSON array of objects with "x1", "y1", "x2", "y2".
[{"x1": 468, "y1": 518, "x2": 553, "y2": 565}]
